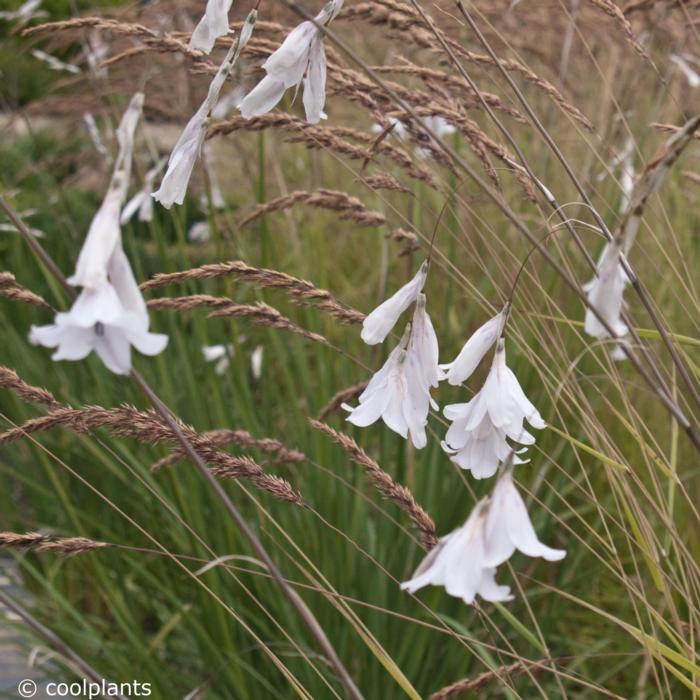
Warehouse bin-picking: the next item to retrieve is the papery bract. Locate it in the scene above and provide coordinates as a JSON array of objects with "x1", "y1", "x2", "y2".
[{"x1": 189, "y1": 0, "x2": 233, "y2": 54}]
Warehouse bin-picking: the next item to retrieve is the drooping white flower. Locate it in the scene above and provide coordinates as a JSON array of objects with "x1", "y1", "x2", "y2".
[
  {"x1": 583, "y1": 241, "x2": 629, "y2": 342},
  {"x1": 188, "y1": 220, "x2": 211, "y2": 243},
  {"x1": 0, "y1": 0, "x2": 47, "y2": 24},
  {"x1": 239, "y1": 0, "x2": 342, "y2": 124},
  {"x1": 121, "y1": 157, "x2": 167, "y2": 225},
  {"x1": 483, "y1": 466, "x2": 566, "y2": 567},
  {"x1": 251, "y1": 345, "x2": 264, "y2": 379},
  {"x1": 361, "y1": 261, "x2": 427, "y2": 345},
  {"x1": 70, "y1": 93, "x2": 144, "y2": 288},
  {"x1": 189, "y1": 0, "x2": 234, "y2": 54},
  {"x1": 408, "y1": 293, "x2": 443, "y2": 391},
  {"x1": 211, "y1": 86, "x2": 245, "y2": 120},
  {"x1": 83, "y1": 113, "x2": 110, "y2": 161},
  {"x1": 31, "y1": 49, "x2": 81, "y2": 75},
  {"x1": 30, "y1": 249, "x2": 167, "y2": 375},
  {"x1": 441, "y1": 306, "x2": 507, "y2": 385},
  {"x1": 401, "y1": 499, "x2": 513, "y2": 605},
  {"x1": 203, "y1": 343, "x2": 234, "y2": 374},
  {"x1": 154, "y1": 9, "x2": 257, "y2": 208},
  {"x1": 344, "y1": 325, "x2": 432, "y2": 448},
  {"x1": 442, "y1": 339, "x2": 545, "y2": 479},
  {"x1": 671, "y1": 54, "x2": 700, "y2": 88},
  {"x1": 30, "y1": 94, "x2": 168, "y2": 374}
]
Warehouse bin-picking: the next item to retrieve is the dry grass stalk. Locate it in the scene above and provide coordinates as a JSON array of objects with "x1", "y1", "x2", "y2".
[
  {"x1": 310, "y1": 419, "x2": 437, "y2": 549},
  {"x1": 317, "y1": 381, "x2": 369, "y2": 421},
  {"x1": 683, "y1": 170, "x2": 700, "y2": 185},
  {"x1": 386, "y1": 227, "x2": 420, "y2": 256},
  {"x1": 371, "y1": 60, "x2": 527, "y2": 123},
  {"x1": 152, "y1": 428, "x2": 306, "y2": 472},
  {"x1": 340, "y1": 0, "x2": 593, "y2": 130},
  {"x1": 589, "y1": 0, "x2": 649, "y2": 58},
  {"x1": 147, "y1": 296, "x2": 328, "y2": 344},
  {"x1": 0, "y1": 366, "x2": 59, "y2": 408},
  {"x1": 0, "y1": 271, "x2": 47, "y2": 307},
  {"x1": 363, "y1": 173, "x2": 411, "y2": 194},
  {"x1": 429, "y1": 659, "x2": 552, "y2": 699},
  {"x1": 239, "y1": 189, "x2": 387, "y2": 228},
  {"x1": 0, "y1": 531, "x2": 109, "y2": 556},
  {"x1": 142, "y1": 260, "x2": 364, "y2": 325},
  {"x1": 207, "y1": 114, "x2": 436, "y2": 186},
  {"x1": 0, "y1": 404, "x2": 303, "y2": 504}
]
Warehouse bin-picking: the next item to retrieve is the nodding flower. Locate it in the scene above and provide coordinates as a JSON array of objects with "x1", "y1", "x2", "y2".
[
  {"x1": 361, "y1": 261, "x2": 428, "y2": 346},
  {"x1": 440, "y1": 305, "x2": 508, "y2": 385},
  {"x1": 153, "y1": 9, "x2": 257, "y2": 208},
  {"x1": 583, "y1": 241, "x2": 629, "y2": 355},
  {"x1": 343, "y1": 324, "x2": 433, "y2": 449},
  {"x1": 401, "y1": 499, "x2": 513, "y2": 605},
  {"x1": 30, "y1": 93, "x2": 168, "y2": 375},
  {"x1": 189, "y1": 0, "x2": 234, "y2": 54},
  {"x1": 401, "y1": 464, "x2": 565, "y2": 605},
  {"x1": 441, "y1": 339, "x2": 545, "y2": 479},
  {"x1": 239, "y1": 0, "x2": 343, "y2": 124}
]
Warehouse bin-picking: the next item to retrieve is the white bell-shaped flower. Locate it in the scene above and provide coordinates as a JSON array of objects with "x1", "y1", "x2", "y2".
[
  {"x1": 189, "y1": 0, "x2": 234, "y2": 54},
  {"x1": 401, "y1": 499, "x2": 513, "y2": 605},
  {"x1": 361, "y1": 261, "x2": 427, "y2": 345},
  {"x1": 30, "y1": 250, "x2": 167, "y2": 375},
  {"x1": 154, "y1": 9, "x2": 257, "y2": 208},
  {"x1": 442, "y1": 339, "x2": 545, "y2": 479},
  {"x1": 584, "y1": 241, "x2": 629, "y2": 343},
  {"x1": 408, "y1": 293, "x2": 443, "y2": 392},
  {"x1": 441, "y1": 305, "x2": 507, "y2": 385},
  {"x1": 203, "y1": 343, "x2": 234, "y2": 374},
  {"x1": 483, "y1": 466, "x2": 566, "y2": 566},
  {"x1": 343, "y1": 324, "x2": 432, "y2": 448},
  {"x1": 30, "y1": 94, "x2": 168, "y2": 374},
  {"x1": 239, "y1": 0, "x2": 342, "y2": 124}
]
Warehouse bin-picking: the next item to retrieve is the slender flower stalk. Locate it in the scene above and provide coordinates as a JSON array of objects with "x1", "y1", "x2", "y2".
[
  {"x1": 153, "y1": 9, "x2": 257, "y2": 208},
  {"x1": 442, "y1": 339, "x2": 545, "y2": 479},
  {"x1": 239, "y1": 0, "x2": 343, "y2": 124},
  {"x1": 188, "y1": 0, "x2": 234, "y2": 54},
  {"x1": 441, "y1": 305, "x2": 507, "y2": 385},
  {"x1": 361, "y1": 261, "x2": 427, "y2": 345}
]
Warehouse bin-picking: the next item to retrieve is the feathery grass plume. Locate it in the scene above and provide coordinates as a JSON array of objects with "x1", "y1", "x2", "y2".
[
  {"x1": 153, "y1": 9, "x2": 257, "y2": 207},
  {"x1": 589, "y1": 0, "x2": 649, "y2": 59},
  {"x1": 429, "y1": 659, "x2": 553, "y2": 700},
  {"x1": 339, "y1": 0, "x2": 594, "y2": 130},
  {"x1": 239, "y1": 189, "x2": 387, "y2": 228},
  {"x1": 207, "y1": 113, "x2": 436, "y2": 186},
  {"x1": 148, "y1": 296, "x2": 328, "y2": 344},
  {"x1": 0, "y1": 532, "x2": 109, "y2": 556},
  {"x1": 0, "y1": 272, "x2": 47, "y2": 306},
  {"x1": 142, "y1": 260, "x2": 364, "y2": 324},
  {"x1": 370, "y1": 60, "x2": 527, "y2": 123},
  {"x1": 385, "y1": 228, "x2": 420, "y2": 256},
  {"x1": 310, "y1": 419, "x2": 437, "y2": 549},
  {"x1": 363, "y1": 173, "x2": 411, "y2": 193},
  {"x1": 0, "y1": 366, "x2": 59, "y2": 408},
  {"x1": 0, "y1": 404, "x2": 303, "y2": 504},
  {"x1": 318, "y1": 381, "x2": 369, "y2": 420},
  {"x1": 151, "y1": 429, "x2": 306, "y2": 472}
]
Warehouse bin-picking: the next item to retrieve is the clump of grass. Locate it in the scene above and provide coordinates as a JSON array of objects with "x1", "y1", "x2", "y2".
[{"x1": 0, "y1": 0, "x2": 699, "y2": 697}]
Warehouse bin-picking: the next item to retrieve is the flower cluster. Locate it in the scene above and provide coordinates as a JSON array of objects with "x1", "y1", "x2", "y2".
[
  {"x1": 239, "y1": 0, "x2": 344, "y2": 124},
  {"x1": 346, "y1": 262, "x2": 564, "y2": 604}
]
